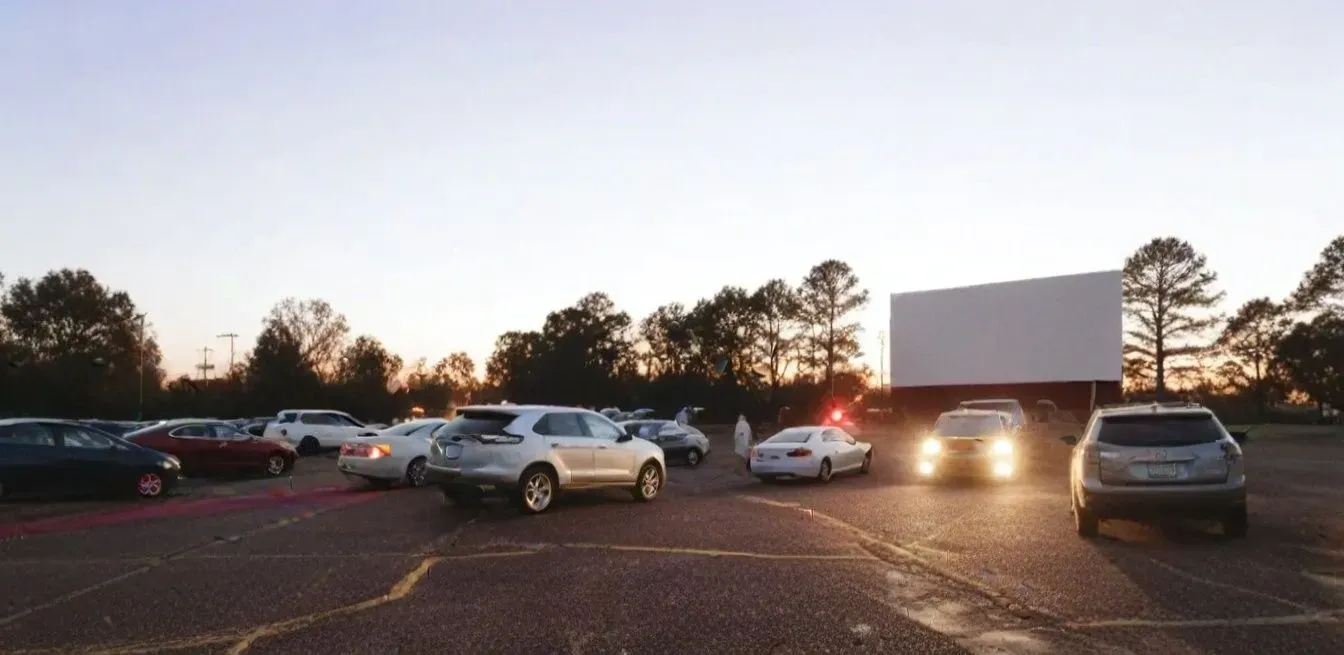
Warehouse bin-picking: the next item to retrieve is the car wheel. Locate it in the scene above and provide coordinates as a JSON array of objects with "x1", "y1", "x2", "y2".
[
  {"x1": 816, "y1": 458, "x2": 833, "y2": 483},
  {"x1": 631, "y1": 462, "x2": 663, "y2": 502},
  {"x1": 136, "y1": 472, "x2": 166, "y2": 499},
  {"x1": 860, "y1": 451, "x2": 873, "y2": 474},
  {"x1": 264, "y1": 454, "x2": 287, "y2": 477},
  {"x1": 405, "y1": 457, "x2": 428, "y2": 487},
  {"x1": 298, "y1": 437, "x2": 320, "y2": 456},
  {"x1": 1073, "y1": 496, "x2": 1099, "y2": 538},
  {"x1": 441, "y1": 484, "x2": 484, "y2": 508},
  {"x1": 685, "y1": 449, "x2": 702, "y2": 467},
  {"x1": 515, "y1": 465, "x2": 558, "y2": 514},
  {"x1": 1223, "y1": 504, "x2": 1249, "y2": 538}
]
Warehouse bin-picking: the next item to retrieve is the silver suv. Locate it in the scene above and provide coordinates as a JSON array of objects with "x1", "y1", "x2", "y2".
[
  {"x1": 1061, "y1": 403, "x2": 1248, "y2": 538},
  {"x1": 1059, "y1": 406, "x2": 1247, "y2": 537},
  {"x1": 423, "y1": 405, "x2": 667, "y2": 514}
]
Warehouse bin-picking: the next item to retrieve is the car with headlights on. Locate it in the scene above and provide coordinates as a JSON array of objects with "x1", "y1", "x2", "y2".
[
  {"x1": 916, "y1": 409, "x2": 1018, "y2": 481},
  {"x1": 0, "y1": 419, "x2": 181, "y2": 499},
  {"x1": 749, "y1": 426, "x2": 872, "y2": 483},
  {"x1": 337, "y1": 417, "x2": 448, "y2": 489},
  {"x1": 424, "y1": 405, "x2": 667, "y2": 514},
  {"x1": 1060, "y1": 403, "x2": 1248, "y2": 539},
  {"x1": 618, "y1": 419, "x2": 711, "y2": 467}
]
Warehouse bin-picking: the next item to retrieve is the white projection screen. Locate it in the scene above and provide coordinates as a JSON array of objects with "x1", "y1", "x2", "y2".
[{"x1": 889, "y1": 271, "x2": 1123, "y2": 388}]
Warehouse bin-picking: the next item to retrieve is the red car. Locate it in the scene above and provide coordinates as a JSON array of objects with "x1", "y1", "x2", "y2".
[{"x1": 124, "y1": 419, "x2": 297, "y2": 478}]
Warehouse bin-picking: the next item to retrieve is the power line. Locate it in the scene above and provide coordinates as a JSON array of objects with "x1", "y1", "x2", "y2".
[{"x1": 216, "y1": 333, "x2": 239, "y2": 372}]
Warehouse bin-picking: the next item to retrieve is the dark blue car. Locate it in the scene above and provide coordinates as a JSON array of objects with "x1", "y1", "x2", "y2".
[{"x1": 0, "y1": 418, "x2": 182, "y2": 499}]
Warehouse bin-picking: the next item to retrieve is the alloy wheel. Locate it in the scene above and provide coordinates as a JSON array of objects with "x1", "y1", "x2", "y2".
[
  {"x1": 523, "y1": 472, "x2": 553, "y2": 512},
  {"x1": 137, "y1": 473, "x2": 164, "y2": 498}
]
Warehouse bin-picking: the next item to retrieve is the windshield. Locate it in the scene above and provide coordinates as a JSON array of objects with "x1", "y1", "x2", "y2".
[
  {"x1": 431, "y1": 411, "x2": 518, "y2": 438},
  {"x1": 932, "y1": 415, "x2": 1003, "y2": 437},
  {"x1": 625, "y1": 421, "x2": 671, "y2": 439},
  {"x1": 961, "y1": 401, "x2": 1017, "y2": 415},
  {"x1": 383, "y1": 419, "x2": 443, "y2": 436},
  {"x1": 1097, "y1": 413, "x2": 1226, "y2": 447},
  {"x1": 764, "y1": 429, "x2": 814, "y2": 444}
]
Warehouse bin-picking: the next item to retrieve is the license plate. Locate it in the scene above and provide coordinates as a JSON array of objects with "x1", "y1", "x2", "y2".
[
  {"x1": 769, "y1": 455, "x2": 780, "y2": 460},
  {"x1": 948, "y1": 441, "x2": 974, "y2": 452},
  {"x1": 1147, "y1": 463, "x2": 1179, "y2": 478}
]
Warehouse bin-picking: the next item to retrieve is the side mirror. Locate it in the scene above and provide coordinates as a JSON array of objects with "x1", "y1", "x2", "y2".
[
  {"x1": 1059, "y1": 435, "x2": 1078, "y2": 446},
  {"x1": 616, "y1": 433, "x2": 633, "y2": 443},
  {"x1": 1228, "y1": 431, "x2": 1249, "y2": 444}
]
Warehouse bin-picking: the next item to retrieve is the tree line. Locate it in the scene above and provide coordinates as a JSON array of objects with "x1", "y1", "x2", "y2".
[{"x1": 1, "y1": 236, "x2": 1340, "y2": 425}]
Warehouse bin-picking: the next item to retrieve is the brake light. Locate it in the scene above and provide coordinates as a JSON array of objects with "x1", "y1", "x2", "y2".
[
  {"x1": 786, "y1": 448, "x2": 812, "y2": 457},
  {"x1": 830, "y1": 409, "x2": 844, "y2": 422},
  {"x1": 341, "y1": 443, "x2": 392, "y2": 458}
]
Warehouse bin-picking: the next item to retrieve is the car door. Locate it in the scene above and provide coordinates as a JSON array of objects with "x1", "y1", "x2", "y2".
[
  {"x1": 49, "y1": 423, "x2": 131, "y2": 494},
  {"x1": 167, "y1": 423, "x2": 215, "y2": 473},
  {"x1": 837, "y1": 429, "x2": 863, "y2": 470},
  {"x1": 533, "y1": 412, "x2": 595, "y2": 484},
  {"x1": 0, "y1": 423, "x2": 63, "y2": 496},
  {"x1": 581, "y1": 413, "x2": 638, "y2": 483},
  {"x1": 209, "y1": 423, "x2": 256, "y2": 469},
  {"x1": 297, "y1": 412, "x2": 336, "y2": 447},
  {"x1": 656, "y1": 424, "x2": 690, "y2": 459},
  {"x1": 819, "y1": 429, "x2": 851, "y2": 471}
]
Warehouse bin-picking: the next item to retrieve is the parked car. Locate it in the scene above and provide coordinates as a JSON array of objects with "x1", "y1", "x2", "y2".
[
  {"x1": 123, "y1": 419, "x2": 297, "y2": 478},
  {"x1": 337, "y1": 418, "x2": 449, "y2": 488},
  {"x1": 749, "y1": 426, "x2": 872, "y2": 483},
  {"x1": 1061, "y1": 402, "x2": 1248, "y2": 538},
  {"x1": 916, "y1": 409, "x2": 1018, "y2": 481},
  {"x1": 425, "y1": 405, "x2": 666, "y2": 514},
  {"x1": 262, "y1": 409, "x2": 379, "y2": 455},
  {"x1": 0, "y1": 419, "x2": 181, "y2": 499},
  {"x1": 618, "y1": 419, "x2": 711, "y2": 467},
  {"x1": 79, "y1": 419, "x2": 142, "y2": 437}
]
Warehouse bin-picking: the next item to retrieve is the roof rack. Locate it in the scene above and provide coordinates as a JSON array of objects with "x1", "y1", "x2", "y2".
[{"x1": 1100, "y1": 401, "x2": 1202, "y2": 410}]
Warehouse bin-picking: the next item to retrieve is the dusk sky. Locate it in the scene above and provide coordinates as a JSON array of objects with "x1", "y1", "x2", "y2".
[{"x1": 2, "y1": 1, "x2": 1339, "y2": 379}]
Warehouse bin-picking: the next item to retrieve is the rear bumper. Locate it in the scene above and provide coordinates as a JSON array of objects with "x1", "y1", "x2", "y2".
[
  {"x1": 423, "y1": 462, "x2": 520, "y2": 488},
  {"x1": 1081, "y1": 484, "x2": 1246, "y2": 519},
  {"x1": 337, "y1": 456, "x2": 402, "y2": 481},
  {"x1": 750, "y1": 458, "x2": 819, "y2": 479}
]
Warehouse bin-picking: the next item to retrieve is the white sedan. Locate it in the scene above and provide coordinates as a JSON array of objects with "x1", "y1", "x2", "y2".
[
  {"x1": 749, "y1": 426, "x2": 872, "y2": 483},
  {"x1": 337, "y1": 418, "x2": 448, "y2": 488}
]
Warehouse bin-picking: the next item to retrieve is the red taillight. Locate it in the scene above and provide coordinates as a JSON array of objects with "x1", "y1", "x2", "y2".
[
  {"x1": 786, "y1": 448, "x2": 812, "y2": 457},
  {"x1": 341, "y1": 443, "x2": 391, "y2": 458},
  {"x1": 830, "y1": 409, "x2": 843, "y2": 422}
]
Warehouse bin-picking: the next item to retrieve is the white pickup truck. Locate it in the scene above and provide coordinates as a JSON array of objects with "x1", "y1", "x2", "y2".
[{"x1": 262, "y1": 409, "x2": 379, "y2": 455}]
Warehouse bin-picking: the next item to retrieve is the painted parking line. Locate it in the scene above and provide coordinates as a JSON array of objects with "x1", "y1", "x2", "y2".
[{"x1": 0, "y1": 485, "x2": 361, "y2": 540}]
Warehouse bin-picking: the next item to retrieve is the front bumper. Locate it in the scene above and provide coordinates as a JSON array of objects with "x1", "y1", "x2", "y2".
[{"x1": 918, "y1": 454, "x2": 1016, "y2": 479}]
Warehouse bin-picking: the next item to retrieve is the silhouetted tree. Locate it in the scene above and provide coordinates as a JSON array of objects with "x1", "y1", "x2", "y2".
[
  {"x1": 796, "y1": 259, "x2": 870, "y2": 397},
  {"x1": 750, "y1": 279, "x2": 801, "y2": 403},
  {"x1": 1216, "y1": 298, "x2": 1293, "y2": 417},
  {"x1": 265, "y1": 298, "x2": 350, "y2": 381},
  {"x1": 1276, "y1": 313, "x2": 1344, "y2": 412},
  {"x1": 1122, "y1": 237, "x2": 1225, "y2": 399},
  {"x1": 1290, "y1": 235, "x2": 1344, "y2": 313}
]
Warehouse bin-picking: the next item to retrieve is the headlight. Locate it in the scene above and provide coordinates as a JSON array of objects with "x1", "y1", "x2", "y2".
[
  {"x1": 992, "y1": 439, "x2": 1013, "y2": 456},
  {"x1": 921, "y1": 438, "x2": 942, "y2": 455}
]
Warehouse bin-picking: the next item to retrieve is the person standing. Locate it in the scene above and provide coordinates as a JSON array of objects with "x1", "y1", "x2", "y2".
[{"x1": 733, "y1": 414, "x2": 753, "y2": 475}]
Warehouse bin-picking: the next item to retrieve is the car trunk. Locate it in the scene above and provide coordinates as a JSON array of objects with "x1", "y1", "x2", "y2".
[{"x1": 1095, "y1": 413, "x2": 1231, "y2": 486}]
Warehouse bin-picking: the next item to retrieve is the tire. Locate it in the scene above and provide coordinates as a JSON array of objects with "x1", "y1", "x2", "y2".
[
  {"x1": 631, "y1": 461, "x2": 663, "y2": 502},
  {"x1": 298, "y1": 437, "x2": 320, "y2": 456},
  {"x1": 816, "y1": 458, "x2": 833, "y2": 483},
  {"x1": 264, "y1": 453, "x2": 288, "y2": 477},
  {"x1": 515, "y1": 465, "x2": 558, "y2": 514},
  {"x1": 1073, "y1": 495, "x2": 1099, "y2": 538},
  {"x1": 136, "y1": 472, "x2": 166, "y2": 499},
  {"x1": 1223, "y1": 504, "x2": 1249, "y2": 539},
  {"x1": 441, "y1": 484, "x2": 484, "y2": 508},
  {"x1": 860, "y1": 451, "x2": 873, "y2": 474},
  {"x1": 405, "y1": 457, "x2": 428, "y2": 488},
  {"x1": 685, "y1": 449, "x2": 703, "y2": 468}
]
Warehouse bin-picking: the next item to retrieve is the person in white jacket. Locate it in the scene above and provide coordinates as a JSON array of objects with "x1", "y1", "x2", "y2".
[{"x1": 733, "y1": 414, "x2": 753, "y2": 474}]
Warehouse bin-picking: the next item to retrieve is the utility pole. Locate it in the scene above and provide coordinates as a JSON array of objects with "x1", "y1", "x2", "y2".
[
  {"x1": 877, "y1": 330, "x2": 887, "y2": 390},
  {"x1": 196, "y1": 346, "x2": 215, "y2": 382},
  {"x1": 135, "y1": 313, "x2": 146, "y2": 420},
  {"x1": 216, "y1": 333, "x2": 239, "y2": 372}
]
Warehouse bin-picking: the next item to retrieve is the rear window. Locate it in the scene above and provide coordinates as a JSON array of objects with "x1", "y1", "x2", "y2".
[
  {"x1": 933, "y1": 415, "x2": 1003, "y2": 437},
  {"x1": 1097, "y1": 413, "x2": 1226, "y2": 447},
  {"x1": 383, "y1": 420, "x2": 443, "y2": 436},
  {"x1": 961, "y1": 401, "x2": 1017, "y2": 415},
  {"x1": 765, "y1": 429, "x2": 814, "y2": 444},
  {"x1": 432, "y1": 411, "x2": 518, "y2": 437}
]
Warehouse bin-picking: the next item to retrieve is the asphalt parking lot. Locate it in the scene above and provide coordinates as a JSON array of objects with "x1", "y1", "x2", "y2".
[{"x1": 2, "y1": 428, "x2": 1343, "y2": 654}]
